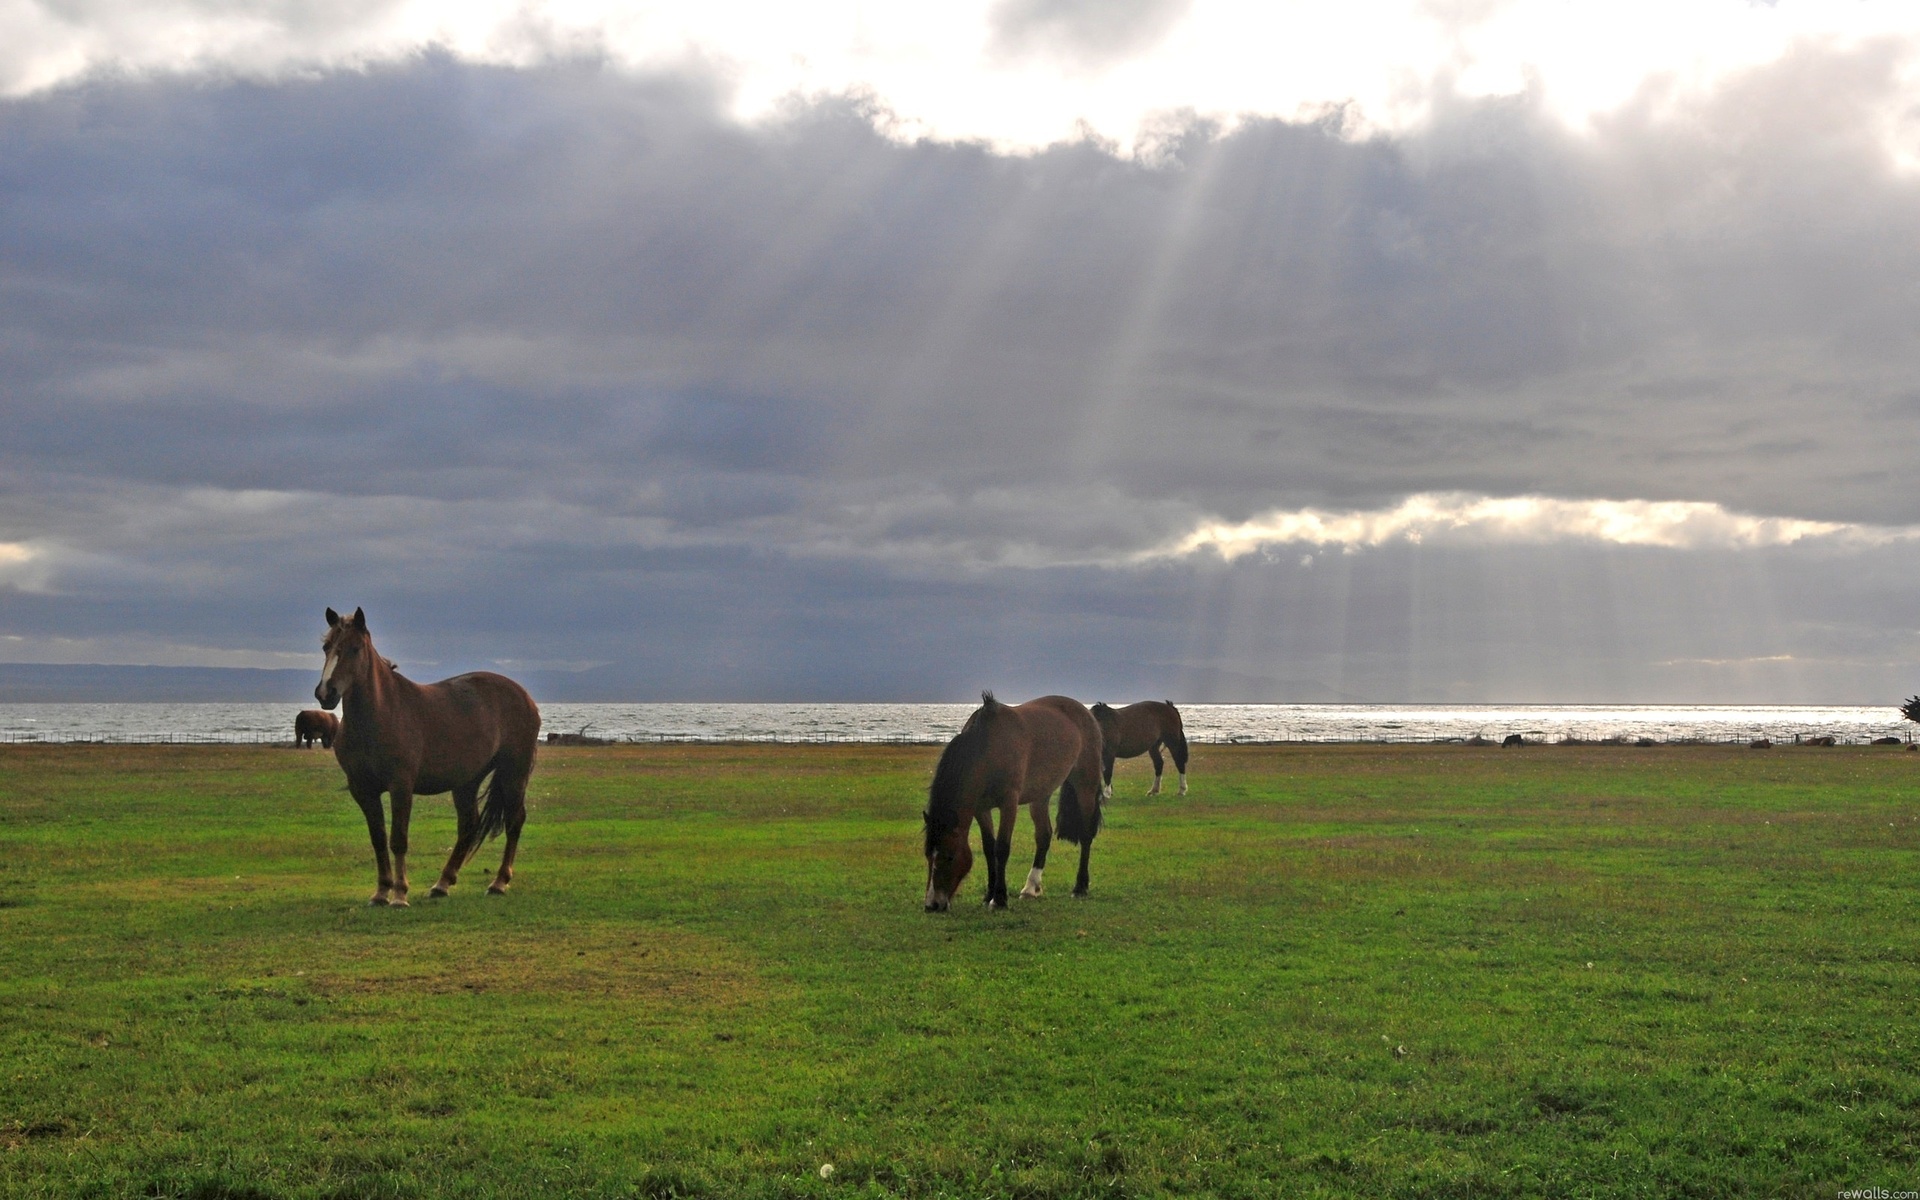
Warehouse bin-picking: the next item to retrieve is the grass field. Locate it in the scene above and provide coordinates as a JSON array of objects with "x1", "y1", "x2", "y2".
[{"x1": 1, "y1": 741, "x2": 1917, "y2": 1198}]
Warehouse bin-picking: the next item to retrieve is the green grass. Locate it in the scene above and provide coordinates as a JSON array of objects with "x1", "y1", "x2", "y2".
[{"x1": 1, "y1": 741, "x2": 1917, "y2": 1198}]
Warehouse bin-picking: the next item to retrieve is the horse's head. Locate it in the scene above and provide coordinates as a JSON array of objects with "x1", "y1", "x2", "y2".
[
  {"x1": 316, "y1": 606, "x2": 373, "y2": 709},
  {"x1": 922, "y1": 808, "x2": 972, "y2": 912}
]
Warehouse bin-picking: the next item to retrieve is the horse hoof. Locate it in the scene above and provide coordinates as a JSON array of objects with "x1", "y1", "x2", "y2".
[
  {"x1": 427, "y1": 886, "x2": 449, "y2": 898},
  {"x1": 368, "y1": 895, "x2": 390, "y2": 906},
  {"x1": 390, "y1": 897, "x2": 410, "y2": 909},
  {"x1": 1019, "y1": 888, "x2": 1042, "y2": 899},
  {"x1": 1072, "y1": 887, "x2": 1089, "y2": 898},
  {"x1": 486, "y1": 884, "x2": 508, "y2": 895}
]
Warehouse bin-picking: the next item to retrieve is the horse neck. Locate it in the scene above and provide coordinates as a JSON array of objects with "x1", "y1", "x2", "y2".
[{"x1": 342, "y1": 650, "x2": 406, "y2": 729}]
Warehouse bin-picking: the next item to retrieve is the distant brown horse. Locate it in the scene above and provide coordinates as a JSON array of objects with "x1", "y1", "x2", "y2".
[
  {"x1": 316, "y1": 607, "x2": 541, "y2": 906},
  {"x1": 1090, "y1": 700, "x2": 1189, "y2": 796},
  {"x1": 922, "y1": 692, "x2": 1105, "y2": 911},
  {"x1": 293, "y1": 709, "x2": 338, "y2": 749}
]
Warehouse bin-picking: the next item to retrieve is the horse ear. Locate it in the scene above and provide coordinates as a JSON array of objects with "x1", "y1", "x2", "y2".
[
  {"x1": 325, "y1": 608, "x2": 340, "y2": 627},
  {"x1": 350, "y1": 607, "x2": 366, "y2": 632}
]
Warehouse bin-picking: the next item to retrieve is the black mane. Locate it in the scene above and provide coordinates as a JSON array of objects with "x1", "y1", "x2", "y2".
[{"x1": 924, "y1": 691, "x2": 1000, "y2": 854}]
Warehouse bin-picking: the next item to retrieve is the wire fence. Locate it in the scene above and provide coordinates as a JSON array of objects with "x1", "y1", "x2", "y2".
[{"x1": 0, "y1": 730, "x2": 1909, "y2": 747}]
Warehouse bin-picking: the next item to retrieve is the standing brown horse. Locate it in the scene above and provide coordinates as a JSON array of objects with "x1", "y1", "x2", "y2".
[
  {"x1": 922, "y1": 692, "x2": 1105, "y2": 911},
  {"x1": 1090, "y1": 700, "x2": 1189, "y2": 796},
  {"x1": 316, "y1": 607, "x2": 541, "y2": 906},
  {"x1": 293, "y1": 709, "x2": 338, "y2": 749}
]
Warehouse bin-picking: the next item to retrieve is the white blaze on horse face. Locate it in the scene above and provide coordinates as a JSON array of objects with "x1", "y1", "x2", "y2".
[
  {"x1": 1021, "y1": 867, "x2": 1043, "y2": 898},
  {"x1": 320, "y1": 649, "x2": 341, "y2": 697}
]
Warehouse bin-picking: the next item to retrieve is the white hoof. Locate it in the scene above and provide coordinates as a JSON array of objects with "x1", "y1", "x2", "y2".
[
  {"x1": 1019, "y1": 868, "x2": 1044, "y2": 898},
  {"x1": 1101, "y1": 784, "x2": 1113, "y2": 801},
  {"x1": 1179, "y1": 774, "x2": 1188, "y2": 796}
]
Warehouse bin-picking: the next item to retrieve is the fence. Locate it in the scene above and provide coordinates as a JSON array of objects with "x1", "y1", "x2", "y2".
[{"x1": 0, "y1": 730, "x2": 1907, "y2": 747}]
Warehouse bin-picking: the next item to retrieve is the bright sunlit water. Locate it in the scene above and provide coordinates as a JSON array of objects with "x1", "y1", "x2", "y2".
[{"x1": 0, "y1": 703, "x2": 1910, "y2": 745}]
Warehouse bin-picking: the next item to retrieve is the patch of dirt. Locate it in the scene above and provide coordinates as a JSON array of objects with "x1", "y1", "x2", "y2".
[{"x1": 0, "y1": 1116, "x2": 81, "y2": 1148}]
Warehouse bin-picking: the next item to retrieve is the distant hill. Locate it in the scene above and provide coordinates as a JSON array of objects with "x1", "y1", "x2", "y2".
[
  {"x1": 0, "y1": 664, "x2": 317, "y2": 703},
  {"x1": 0, "y1": 662, "x2": 651, "y2": 704}
]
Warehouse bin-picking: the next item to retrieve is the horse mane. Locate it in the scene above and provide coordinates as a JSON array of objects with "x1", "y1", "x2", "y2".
[
  {"x1": 1090, "y1": 702, "x2": 1115, "y2": 719},
  {"x1": 925, "y1": 691, "x2": 1002, "y2": 853}
]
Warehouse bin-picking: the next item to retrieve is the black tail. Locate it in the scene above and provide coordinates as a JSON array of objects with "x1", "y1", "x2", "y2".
[
  {"x1": 476, "y1": 773, "x2": 511, "y2": 844},
  {"x1": 1056, "y1": 776, "x2": 1103, "y2": 846},
  {"x1": 1162, "y1": 701, "x2": 1190, "y2": 771},
  {"x1": 1166, "y1": 731, "x2": 1190, "y2": 772},
  {"x1": 470, "y1": 755, "x2": 524, "y2": 857}
]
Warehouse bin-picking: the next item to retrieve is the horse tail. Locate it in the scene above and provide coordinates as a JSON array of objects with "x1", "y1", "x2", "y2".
[
  {"x1": 1056, "y1": 774, "x2": 1103, "y2": 846},
  {"x1": 1163, "y1": 700, "x2": 1189, "y2": 767},
  {"x1": 925, "y1": 692, "x2": 1002, "y2": 852},
  {"x1": 471, "y1": 748, "x2": 531, "y2": 854}
]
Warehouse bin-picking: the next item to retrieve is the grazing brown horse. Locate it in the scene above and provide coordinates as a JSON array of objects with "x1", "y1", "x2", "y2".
[
  {"x1": 922, "y1": 692, "x2": 1105, "y2": 911},
  {"x1": 293, "y1": 709, "x2": 338, "y2": 749},
  {"x1": 1090, "y1": 700, "x2": 1189, "y2": 796},
  {"x1": 316, "y1": 607, "x2": 541, "y2": 906}
]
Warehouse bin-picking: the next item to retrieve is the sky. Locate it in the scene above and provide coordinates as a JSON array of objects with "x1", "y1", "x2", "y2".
[{"x1": 4, "y1": 0, "x2": 1920, "y2": 702}]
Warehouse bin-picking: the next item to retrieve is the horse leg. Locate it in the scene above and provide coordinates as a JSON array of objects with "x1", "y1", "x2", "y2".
[
  {"x1": 993, "y1": 799, "x2": 1017, "y2": 907},
  {"x1": 488, "y1": 761, "x2": 533, "y2": 894},
  {"x1": 1021, "y1": 798, "x2": 1051, "y2": 898},
  {"x1": 387, "y1": 786, "x2": 414, "y2": 908},
  {"x1": 1171, "y1": 732, "x2": 1190, "y2": 795},
  {"x1": 487, "y1": 800, "x2": 527, "y2": 894},
  {"x1": 1069, "y1": 758, "x2": 1102, "y2": 898},
  {"x1": 975, "y1": 809, "x2": 1003, "y2": 908},
  {"x1": 1147, "y1": 744, "x2": 1165, "y2": 795},
  {"x1": 1074, "y1": 835, "x2": 1094, "y2": 897},
  {"x1": 430, "y1": 782, "x2": 481, "y2": 897},
  {"x1": 351, "y1": 785, "x2": 394, "y2": 905}
]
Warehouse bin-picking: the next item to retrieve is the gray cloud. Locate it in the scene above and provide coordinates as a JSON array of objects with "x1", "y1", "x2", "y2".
[
  {"x1": 3, "y1": 50, "x2": 1920, "y2": 698},
  {"x1": 987, "y1": 0, "x2": 1194, "y2": 69}
]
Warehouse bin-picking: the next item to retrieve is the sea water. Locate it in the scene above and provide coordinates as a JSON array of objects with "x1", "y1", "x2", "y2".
[{"x1": 0, "y1": 702, "x2": 1909, "y2": 745}]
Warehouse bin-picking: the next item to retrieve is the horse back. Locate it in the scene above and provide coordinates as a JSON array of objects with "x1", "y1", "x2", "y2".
[
  {"x1": 341, "y1": 670, "x2": 540, "y2": 795},
  {"x1": 1005, "y1": 695, "x2": 1102, "y2": 796},
  {"x1": 1109, "y1": 700, "x2": 1181, "y2": 756},
  {"x1": 421, "y1": 671, "x2": 540, "y2": 744}
]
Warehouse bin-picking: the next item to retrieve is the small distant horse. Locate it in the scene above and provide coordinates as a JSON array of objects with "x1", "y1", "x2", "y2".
[
  {"x1": 294, "y1": 709, "x2": 338, "y2": 749},
  {"x1": 922, "y1": 692, "x2": 1106, "y2": 911},
  {"x1": 316, "y1": 607, "x2": 541, "y2": 906},
  {"x1": 1090, "y1": 700, "x2": 1189, "y2": 796}
]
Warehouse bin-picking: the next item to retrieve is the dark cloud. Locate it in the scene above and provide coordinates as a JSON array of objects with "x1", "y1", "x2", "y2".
[{"x1": 3, "y1": 51, "x2": 1920, "y2": 698}]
